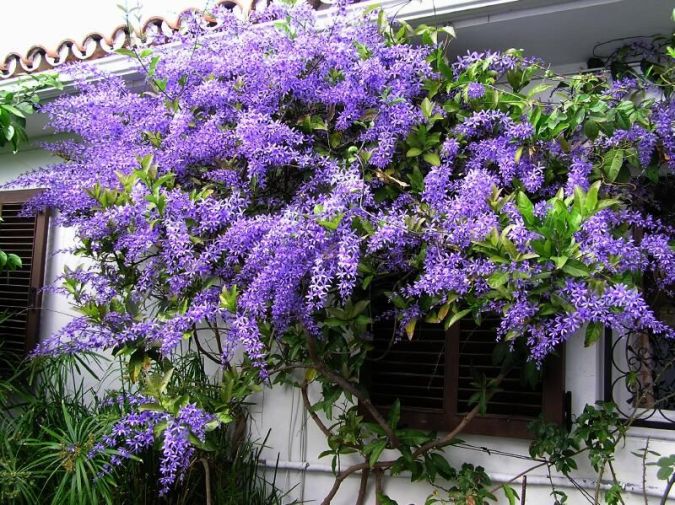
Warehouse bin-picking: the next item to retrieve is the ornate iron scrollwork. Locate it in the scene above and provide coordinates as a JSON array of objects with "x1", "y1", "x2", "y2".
[{"x1": 605, "y1": 328, "x2": 675, "y2": 428}]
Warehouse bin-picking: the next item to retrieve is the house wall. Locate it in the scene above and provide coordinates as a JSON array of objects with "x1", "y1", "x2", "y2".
[
  {"x1": 249, "y1": 334, "x2": 675, "y2": 504},
  {"x1": 1, "y1": 0, "x2": 674, "y2": 502}
]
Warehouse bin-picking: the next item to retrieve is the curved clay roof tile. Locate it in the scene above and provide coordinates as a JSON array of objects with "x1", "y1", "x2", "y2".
[{"x1": 0, "y1": 0, "x2": 256, "y2": 81}]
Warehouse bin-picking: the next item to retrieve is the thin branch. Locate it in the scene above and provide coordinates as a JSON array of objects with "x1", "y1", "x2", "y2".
[
  {"x1": 192, "y1": 329, "x2": 222, "y2": 365},
  {"x1": 320, "y1": 374, "x2": 507, "y2": 505},
  {"x1": 305, "y1": 331, "x2": 400, "y2": 449},
  {"x1": 206, "y1": 320, "x2": 224, "y2": 358},
  {"x1": 607, "y1": 461, "x2": 626, "y2": 505},
  {"x1": 300, "y1": 381, "x2": 333, "y2": 440},
  {"x1": 660, "y1": 473, "x2": 675, "y2": 505},
  {"x1": 321, "y1": 462, "x2": 370, "y2": 505},
  {"x1": 641, "y1": 438, "x2": 650, "y2": 505},
  {"x1": 374, "y1": 468, "x2": 384, "y2": 504},
  {"x1": 593, "y1": 463, "x2": 606, "y2": 505},
  {"x1": 356, "y1": 467, "x2": 370, "y2": 505},
  {"x1": 199, "y1": 458, "x2": 212, "y2": 505},
  {"x1": 412, "y1": 372, "x2": 506, "y2": 458}
]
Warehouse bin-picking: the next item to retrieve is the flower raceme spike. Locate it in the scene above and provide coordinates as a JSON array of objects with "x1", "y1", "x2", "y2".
[{"x1": 91, "y1": 403, "x2": 215, "y2": 494}]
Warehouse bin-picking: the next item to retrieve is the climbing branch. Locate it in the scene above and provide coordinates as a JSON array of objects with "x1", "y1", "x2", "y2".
[
  {"x1": 300, "y1": 381, "x2": 333, "y2": 440},
  {"x1": 305, "y1": 331, "x2": 401, "y2": 449},
  {"x1": 319, "y1": 372, "x2": 507, "y2": 505}
]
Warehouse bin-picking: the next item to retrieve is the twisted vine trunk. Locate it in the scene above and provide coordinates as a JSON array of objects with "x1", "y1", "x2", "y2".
[{"x1": 316, "y1": 370, "x2": 507, "y2": 505}]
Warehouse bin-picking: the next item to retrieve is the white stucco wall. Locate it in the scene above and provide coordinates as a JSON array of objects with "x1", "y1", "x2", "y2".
[{"x1": 248, "y1": 333, "x2": 675, "y2": 504}]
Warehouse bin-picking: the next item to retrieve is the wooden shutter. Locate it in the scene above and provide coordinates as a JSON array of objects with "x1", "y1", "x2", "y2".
[
  {"x1": 367, "y1": 316, "x2": 450, "y2": 431},
  {"x1": 365, "y1": 316, "x2": 565, "y2": 438},
  {"x1": 0, "y1": 190, "x2": 49, "y2": 366},
  {"x1": 447, "y1": 316, "x2": 565, "y2": 438}
]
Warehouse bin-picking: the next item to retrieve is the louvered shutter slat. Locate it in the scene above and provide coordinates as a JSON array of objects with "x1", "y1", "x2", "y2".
[
  {"x1": 455, "y1": 317, "x2": 544, "y2": 419},
  {"x1": 367, "y1": 320, "x2": 448, "y2": 415}
]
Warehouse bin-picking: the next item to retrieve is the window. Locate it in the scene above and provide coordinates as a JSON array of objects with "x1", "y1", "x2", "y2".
[
  {"x1": 604, "y1": 278, "x2": 675, "y2": 428},
  {"x1": 363, "y1": 315, "x2": 566, "y2": 439},
  {"x1": 0, "y1": 190, "x2": 49, "y2": 370}
]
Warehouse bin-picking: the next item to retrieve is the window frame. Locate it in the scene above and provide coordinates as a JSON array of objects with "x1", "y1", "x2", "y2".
[
  {"x1": 603, "y1": 253, "x2": 675, "y2": 430},
  {"x1": 0, "y1": 189, "x2": 49, "y2": 357},
  {"x1": 364, "y1": 319, "x2": 566, "y2": 439}
]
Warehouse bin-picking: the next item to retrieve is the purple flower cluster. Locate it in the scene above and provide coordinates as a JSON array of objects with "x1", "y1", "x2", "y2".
[
  {"x1": 15, "y1": 3, "x2": 430, "y2": 364},
  {"x1": 159, "y1": 404, "x2": 213, "y2": 494},
  {"x1": 8, "y1": 2, "x2": 673, "y2": 373},
  {"x1": 93, "y1": 404, "x2": 214, "y2": 495},
  {"x1": 451, "y1": 50, "x2": 540, "y2": 78}
]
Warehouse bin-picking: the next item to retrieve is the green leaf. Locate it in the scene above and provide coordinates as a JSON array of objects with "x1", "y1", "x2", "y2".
[
  {"x1": 561, "y1": 259, "x2": 590, "y2": 277},
  {"x1": 148, "y1": 55, "x2": 161, "y2": 77},
  {"x1": 527, "y1": 83, "x2": 552, "y2": 98},
  {"x1": 596, "y1": 198, "x2": 621, "y2": 211},
  {"x1": 657, "y1": 465, "x2": 673, "y2": 480},
  {"x1": 189, "y1": 433, "x2": 216, "y2": 452},
  {"x1": 423, "y1": 152, "x2": 441, "y2": 166},
  {"x1": 6, "y1": 253, "x2": 21, "y2": 270},
  {"x1": 139, "y1": 402, "x2": 165, "y2": 412},
  {"x1": 406, "y1": 147, "x2": 422, "y2": 157},
  {"x1": 404, "y1": 318, "x2": 417, "y2": 340},
  {"x1": 428, "y1": 453, "x2": 454, "y2": 480},
  {"x1": 4, "y1": 124, "x2": 14, "y2": 142},
  {"x1": 487, "y1": 271, "x2": 509, "y2": 289},
  {"x1": 584, "y1": 322, "x2": 602, "y2": 347},
  {"x1": 603, "y1": 149, "x2": 624, "y2": 182},
  {"x1": 583, "y1": 119, "x2": 600, "y2": 140},
  {"x1": 444, "y1": 308, "x2": 471, "y2": 330},
  {"x1": 1, "y1": 104, "x2": 26, "y2": 118},
  {"x1": 154, "y1": 79, "x2": 168, "y2": 92},
  {"x1": 153, "y1": 420, "x2": 168, "y2": 437},
  {"x1": 318, "y1": 213, "x2": 344, "y2": 231},
  {"x1": 503, "y1": 484, "x2": 520, "y2": 505},
  {"x1": 514, "y1": 147, "x2": 525, "y2": 165},
  {"x1": 516, "y1": 191, "x2": 535, "y2": 225},
  {"x1": 551, "y1": 293, "x2": 575, "y2": 312},
  {"x1": 584, "y1": 181, "x2": 600, "y2": 215},
  {"x1": 367, "y1": 440, "x2": 387, "y2": 467},
  {"x1": 128, "y1": 349, "x2": 147, "y2": 384},
  {"x1": 439, "y1": 25, "x2": 456, "y2": 39},
  {"x1": 115, "y1": 48, "x2": 137, "y2": 58},
  {"x1": 420, "y1": 98, "x2": 433, "y2": 119},
  {"x1": 219, "y1": 285, "x2": 239, "y2": 312},
  {"x1": 377, "y1": 493, "x2": 399, "y2": 505},
  {"x1": 551, "y1": 256, "x2": 568, "y2": 269}
]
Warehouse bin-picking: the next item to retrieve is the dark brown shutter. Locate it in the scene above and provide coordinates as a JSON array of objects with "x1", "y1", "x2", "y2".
[
  {"x1": 367, "y1": 317, "x2": 450, "y2": 431},
  {"x1": 0, "y1": 190, "x2": 49, "y2": 366},
  {"x1": 365, "y1": 316, "x2": 565, "y2": 438},
  {"x1": 448, "y1": 316, "x2": 565, "y2": 438}
]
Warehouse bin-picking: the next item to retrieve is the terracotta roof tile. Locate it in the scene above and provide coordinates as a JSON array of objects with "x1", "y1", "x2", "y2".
[{"x1": 0, "y1": 0, "x2": 255, "y2": 80}]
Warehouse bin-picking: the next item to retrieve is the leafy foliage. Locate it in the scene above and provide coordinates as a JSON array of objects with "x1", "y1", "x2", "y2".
[
  {"x1": 0, "y1": 74, "x2": 61, "y2": 152},
  {"x1": 0, "y1": 353, "x2": 292, "y2": 504}
]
